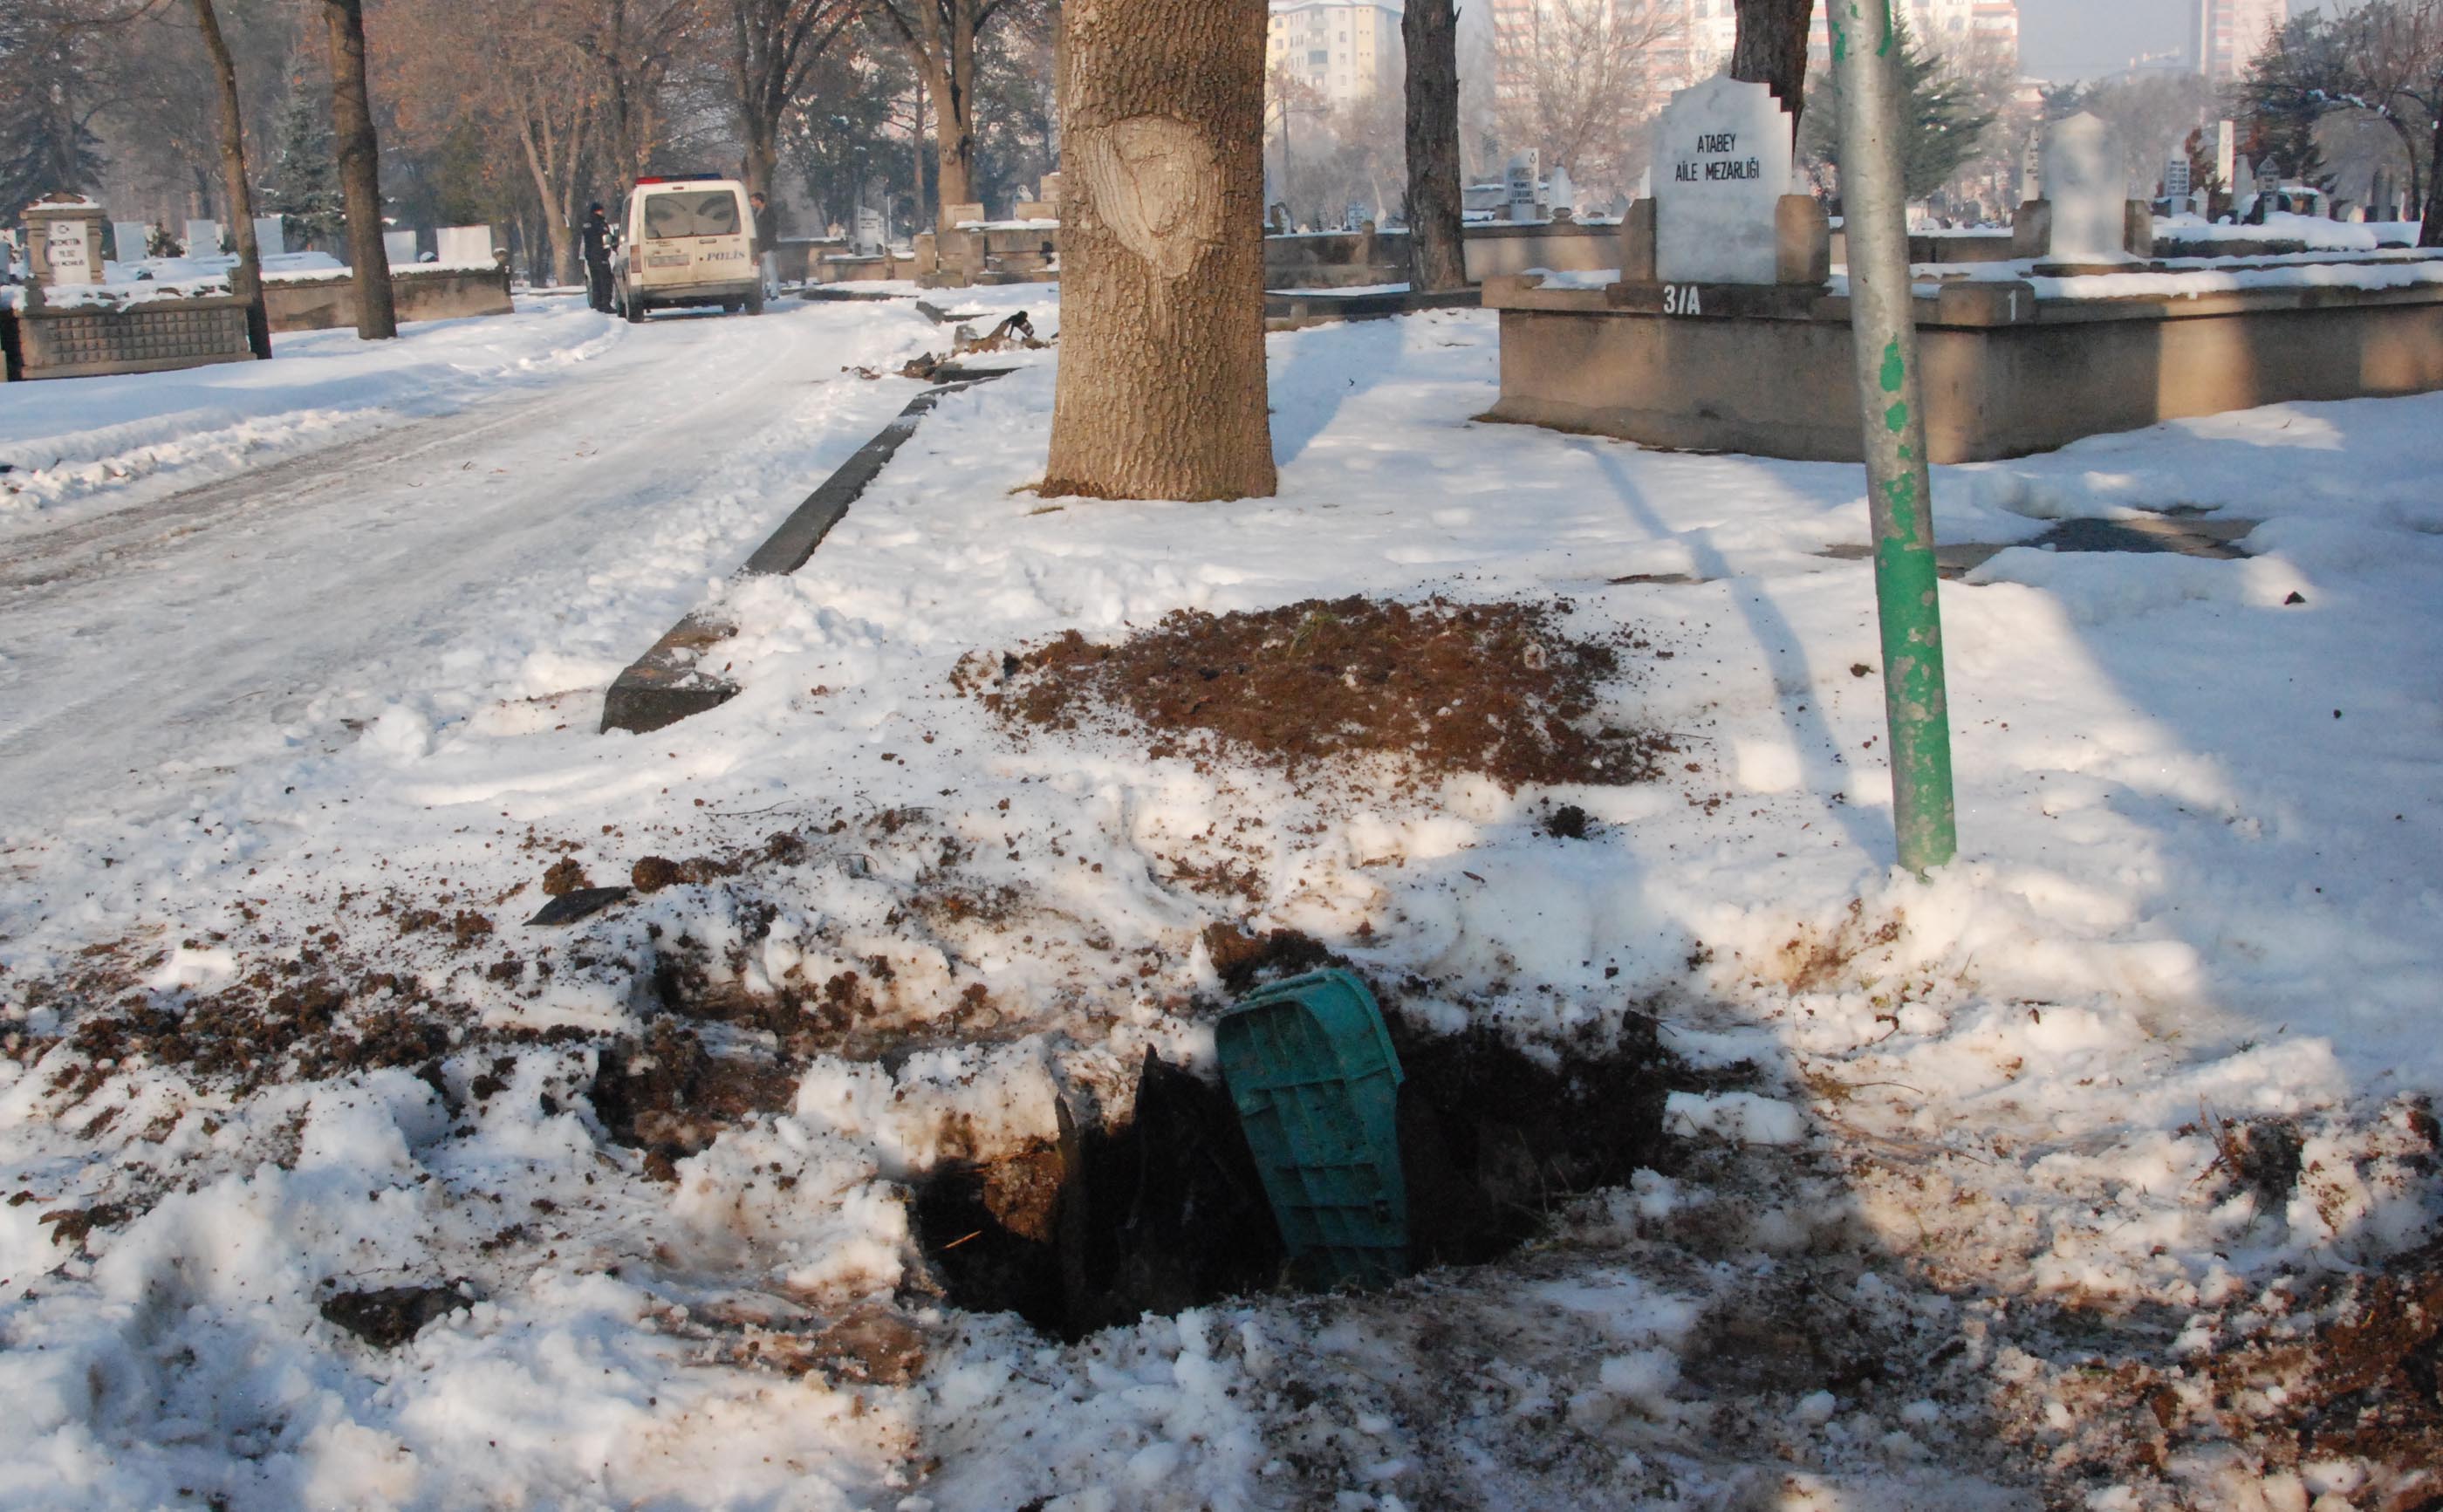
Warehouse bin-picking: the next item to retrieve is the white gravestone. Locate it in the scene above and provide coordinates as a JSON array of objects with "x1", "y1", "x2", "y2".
[
  {"x1": 1650, "y1": 75, "x2": 1794, "y2": 285},
  {"x1": 254, "y1": 214, "x2": 284, "y2": 255},
  {"x1": 45, "y1": 219, "x2": 96, "y2": 285},
  {"x1": 2214, "y1": 121, "x2": 2236, "y2": 191},
  {"x1": 2232, "y1": 155, "x2": 2256, "y2": 206},
  {"x1": 1549, "y1": 164, "x2": 1577, "y2": 218},
  {"x1": 435, "y1": 225, "x2": 493, "y2": 264},
  {"x1": 853, "y1": 206, "x2": 886, "y2": 256},
  {"x1": 2038, "y1": 113, "x2": 2132, "y2": 263},
  {"x1": 1505, "y1": 150, "x2": 1541, "y2": 222},
  {"x1": 2164, "y1": 156, "x2": 2190, "y2": 201},
  {"x1": 185, "y1": 218, "x2": 222, "y2": 256},
  {"x1": 383, "y1": 229, "x2": 419, "y2": 265},
  {"x1": 112, "y1": 221, "x2": 149, "y2": 263}
]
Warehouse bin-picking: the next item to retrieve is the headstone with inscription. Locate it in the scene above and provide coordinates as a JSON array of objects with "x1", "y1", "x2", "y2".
[
  {"x1": 185, "y1": 218, "x2": 223, "y2": 256},
  {"x1": 2214, "y1": 121, "x2": 2236, "y2": 191},
  {"x1": 2037, "y1": 113, "x2": 2132, "y2": 263},
  {"x1": 1649, "y1": 75, "x2": 1795, "y2": 285},
  {"x1": 2019, "y1": 136, "x2": 2042, "y2": 206},
  {"x1": 435, "y1": 225, "x2": 494, "y2": 265},
  {"x1": 1505, "y1": 150, "x2": 1541, "y2": 222},
  {"x1": 112, "y1": 221, "x2": 150, "y2": 264},
  {"x1": 2164, "y1": 156, "x2": 2190, "y2": 201},
  {"x1": 44, "y1": 217, "x2": 97, "y2": 284},
  {"x1": 853, "y1": 206, "x2": 886, "y2": 256}
]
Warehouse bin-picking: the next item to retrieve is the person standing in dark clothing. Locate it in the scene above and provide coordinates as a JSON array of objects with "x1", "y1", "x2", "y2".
[
  {"x1": 581, "y1": 202, "x2": 615, "y2": 312},
  {"x1": 749, "y1": 191, "x2": 780, "y2": 297}
]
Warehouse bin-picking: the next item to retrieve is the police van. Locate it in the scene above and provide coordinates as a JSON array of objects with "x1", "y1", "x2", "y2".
[{"x1": 611, "y1": 176, "x2": 762, "y2": 321}]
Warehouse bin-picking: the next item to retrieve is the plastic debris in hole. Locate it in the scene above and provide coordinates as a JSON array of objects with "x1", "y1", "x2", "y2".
[{"x1": 1216, "y1": 968, "x2": 1408, "y2": 1288}]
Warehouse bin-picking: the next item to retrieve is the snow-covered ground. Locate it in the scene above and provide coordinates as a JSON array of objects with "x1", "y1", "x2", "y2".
[{"x1": 1, "y1": 286, "x2": 2439, "y2": 1510}]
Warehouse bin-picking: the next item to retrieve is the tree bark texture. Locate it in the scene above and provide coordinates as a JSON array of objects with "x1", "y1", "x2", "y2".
[
  {"x1": 190, "y1": 0, "x2": 271, "y2": 359},
  {"x1": 323, "y1": 0, "x2": 397, "y2": 339},
  {"x1": 2425, "y1": 109, "x2": 2443, "y2": 247},
  {"x1": 1402, "y1": 0, "x2": 1466, "y2": 292},
  {"x1": 1043, "y1": 0, "x2": 1276, "y2": 502},
  {"x1": 1732, "y1": 0, "x2": 1814, "y2": 135}
]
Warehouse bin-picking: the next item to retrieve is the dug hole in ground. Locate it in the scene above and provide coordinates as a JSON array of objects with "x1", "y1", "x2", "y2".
[{"x1": 0, "y1": 288, "x2": 2440, "y2": 1510}]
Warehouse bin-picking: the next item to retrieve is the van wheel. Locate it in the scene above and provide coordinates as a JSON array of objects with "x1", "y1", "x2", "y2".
[
  {"x1": 745, "y1": 284, "x2": 765, "y2": 317},
  {"x1": 622, "y1": 292, "x2": 645, "y2": 324},
  {"x1": 720, "y1": 299, "x2": 742, "y2": 313}
]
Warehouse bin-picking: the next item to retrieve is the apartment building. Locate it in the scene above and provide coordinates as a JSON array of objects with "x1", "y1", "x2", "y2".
[
  {"x1": 2194, "y1": 0, "x2": 2286, "y2": 81},
  {"x1": 1268, "y1": 0, "x2": 1406, "y2": 112}
]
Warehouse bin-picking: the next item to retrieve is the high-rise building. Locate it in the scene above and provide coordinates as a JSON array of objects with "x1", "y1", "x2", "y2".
[
  {"x1": 2194, "y1": 0, "x2": 2286, "y2": 81},
  {"x1": 1267, "y1": 0, "x2": 1406, "y2": 112}
]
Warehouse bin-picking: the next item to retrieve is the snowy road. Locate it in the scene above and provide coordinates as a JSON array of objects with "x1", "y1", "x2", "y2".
[{"x1": 0, "y1": 299, "x2": 941, "y2": 841}]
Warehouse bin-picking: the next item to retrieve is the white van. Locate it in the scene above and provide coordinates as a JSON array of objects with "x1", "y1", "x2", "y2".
[{"x1": 612, "y1": 176, "x2": 762, "y2": 321}]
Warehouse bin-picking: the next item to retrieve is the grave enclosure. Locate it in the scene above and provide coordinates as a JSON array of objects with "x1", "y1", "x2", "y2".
[
  {"x1": 1482, "y1": 92, "x2": 2443, "y2": 463},
  {"x1": 5, "y1": 199, "x2": 514, "y2": 381}
]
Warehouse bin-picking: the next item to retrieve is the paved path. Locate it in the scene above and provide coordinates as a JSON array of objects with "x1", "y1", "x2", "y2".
[{"x1": 0, "y1": 302, "x2": 922, "y2": 839}]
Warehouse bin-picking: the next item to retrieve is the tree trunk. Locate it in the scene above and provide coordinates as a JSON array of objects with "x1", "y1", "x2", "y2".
[
  {"x1": 913, "y1": 81, "x2": 928, "y2": 232},
  {"x1": 742, "y1": 132, "x2": 778, "y2": 202},
  {"x1": 1043, "y1": 0, "x2": 1275, "y2": 502},
  {"x1": 2423, "y1": 107, "x2": 2443, "y2": 247},
  {"x1": 1732, "y1": 0, "x2": 1814, "y2": 135},
  {"x1": 1402, "y1": 0, "x2": 1466, "y2": 292},
  {"x1": 323, "y1": 0, "x2": 397, "y2": 339},
  {"x1": 191, "y1": 0, "x2": 271, "y2": 359}
]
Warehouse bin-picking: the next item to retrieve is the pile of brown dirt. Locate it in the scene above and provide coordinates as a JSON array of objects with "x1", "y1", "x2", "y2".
[{"x1": 964, "y1": 596, "x2": 1666, "y2": 790}]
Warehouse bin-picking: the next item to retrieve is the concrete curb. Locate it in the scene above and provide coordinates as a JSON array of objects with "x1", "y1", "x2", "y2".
[
  {"x1": 1263, "y1": 287, "x2": 1481, "y2": 332},
  {"x1": 599, "y1": 371, "x2": 1012, "y2": 735}
]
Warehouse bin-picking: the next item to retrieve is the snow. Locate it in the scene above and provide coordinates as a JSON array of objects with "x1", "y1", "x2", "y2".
[
  {"x1": 2156, "y1": 211, "x2": 2381, "y2": 252},
  {"x1": 1, "y1": 281, "x2": 2440, "y2": 1508}
]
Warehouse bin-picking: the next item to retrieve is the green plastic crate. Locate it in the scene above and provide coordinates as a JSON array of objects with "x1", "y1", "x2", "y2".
[{"x1": 1215, "y1": 968, "x2": 1408, "y2": 1288}]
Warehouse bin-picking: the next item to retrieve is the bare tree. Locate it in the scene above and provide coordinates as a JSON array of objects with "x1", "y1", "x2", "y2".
[
  {"x1": 870, "y1": 0, "x2": 1040, "y2": 222},
  {"x1": 1492, "y1": 0, "x2": 1682, "y2": 195},
  {"x1": 383, "y1": 0, "x2": 598, "y2": 284},
  {"x1": 576, "y1": 0, "x2": 705, "y2": 185},
  {"x1": 1044, "y1": 0, "x2": 1275, "y2": 502},
  {"x1": 725, "y1": 0, "x2": 858, "y2": 199},
  {"x1": 188, "y1": 0, "x2": 270, "y2": 356},
  {"x1": 320, "y1": 0, "x2": 394, "y2": 338},
  {"x1": 1404, "y1": 0, "x2": 1465, "y2": 291}
]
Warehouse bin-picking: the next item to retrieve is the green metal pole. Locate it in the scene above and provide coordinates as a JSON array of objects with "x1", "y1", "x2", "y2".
[{"x1": 1827, "y1": 0, "x2": 1958, "y2": 874}]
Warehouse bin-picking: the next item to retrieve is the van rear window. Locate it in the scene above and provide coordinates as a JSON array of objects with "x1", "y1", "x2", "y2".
[{"x1": 642, "y1": 191, "x2": 742, "y2": 240}]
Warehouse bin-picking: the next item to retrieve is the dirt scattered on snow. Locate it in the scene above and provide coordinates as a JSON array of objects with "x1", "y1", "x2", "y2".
[{"x1": 962, "y1": 596, "x2": 1667, "y2": 790}]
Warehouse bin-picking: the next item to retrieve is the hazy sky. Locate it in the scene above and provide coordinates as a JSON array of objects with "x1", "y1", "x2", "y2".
[{"x1": 2019, "y1": 0, "x2": 2301, "y2": 82}]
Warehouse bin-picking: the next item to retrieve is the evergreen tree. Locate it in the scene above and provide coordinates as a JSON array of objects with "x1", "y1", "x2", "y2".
[
  {"x1": 1800, "y1": 19, "x2": 1999, "y2": 204},
  {"x1": 266, "y1": 79, "x2": 344, "y2": 249},
  {"x1": 2240, "y1": 15, "x2": 2342, "y2": 189},
  {"x1": 0, "y1": 10, "x2": 105, "y2": 215}
]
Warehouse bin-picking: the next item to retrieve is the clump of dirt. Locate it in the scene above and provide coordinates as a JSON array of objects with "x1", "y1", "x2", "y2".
[
  {"x1": 590, "y1": 1016, "x2": 803, "y2": 1176},
  {"x1": 541, "y1": 859, "x2": 590, "y2": 896},
  {"x1": 630, "y1": 855, "x2": 742, "y2": 894},
  {"x1": 1201, "y1": 922, "x2": 1337, "y2": 995},
  {"x1": 2198, "y1": 1109, "x2": 2307, "y2": 1214},
  {"x1": 320, "y1": 1283, "x2": 475, "y2": 1349},
  {"x1": 1543, "y1": 804, "x2": 1592, "y2": 840},
  {"x1": 964, "y1": 596, "x2": 1666, "y2": 790}
]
